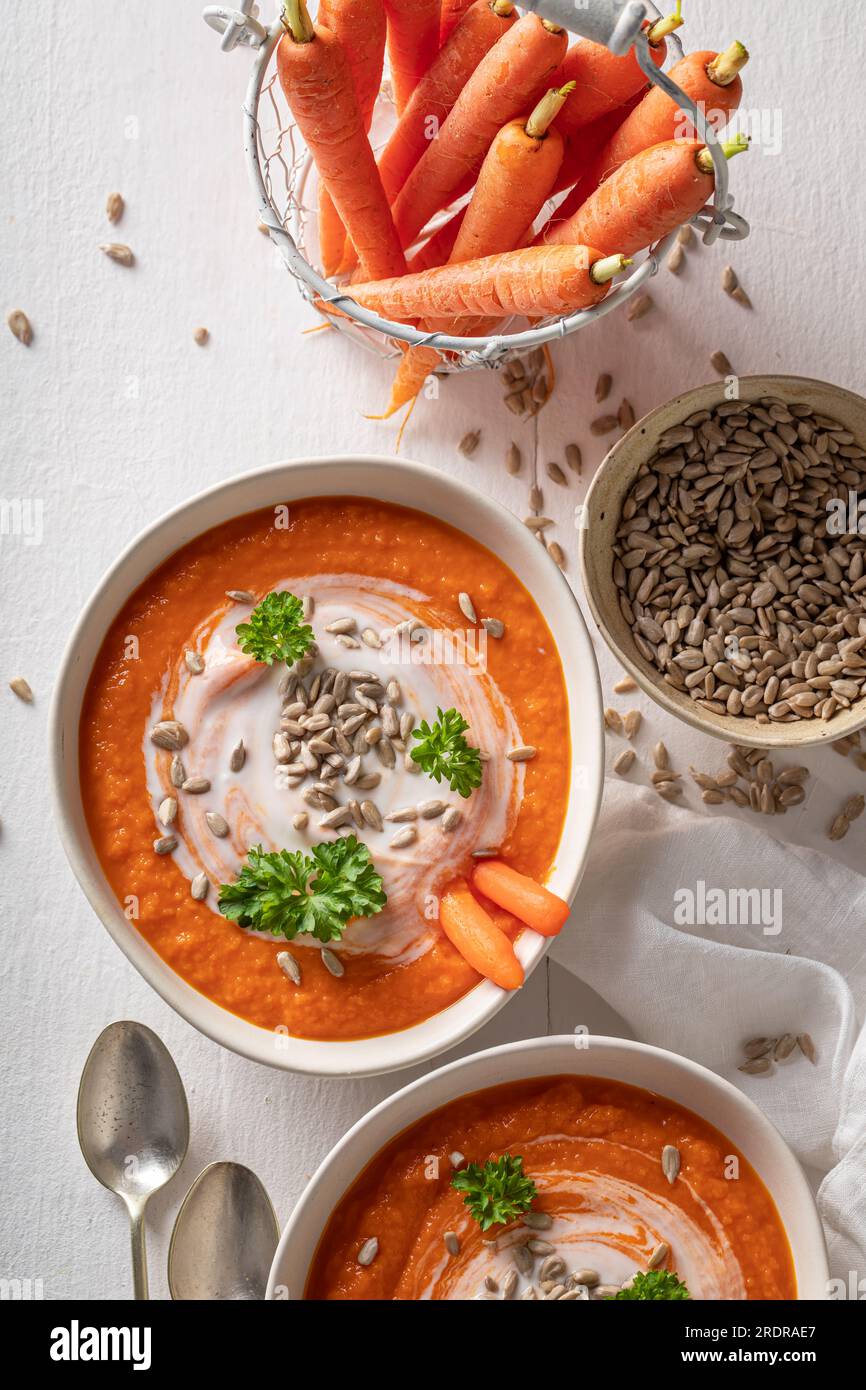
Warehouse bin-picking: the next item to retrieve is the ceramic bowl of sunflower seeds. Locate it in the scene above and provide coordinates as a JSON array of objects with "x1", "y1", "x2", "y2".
[{"x1": 580, "y1": 376, "x2": 866, "y2": 749}]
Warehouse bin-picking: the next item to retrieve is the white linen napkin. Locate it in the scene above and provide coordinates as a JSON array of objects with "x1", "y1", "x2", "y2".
[{"x1": 551, "y1": 777, "x2": 866, "y2": 1290}]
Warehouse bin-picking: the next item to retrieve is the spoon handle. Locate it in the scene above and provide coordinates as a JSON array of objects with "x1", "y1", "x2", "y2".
[{"x1": 129, "y1": 1203, "x2": 149, "y2": 1300}]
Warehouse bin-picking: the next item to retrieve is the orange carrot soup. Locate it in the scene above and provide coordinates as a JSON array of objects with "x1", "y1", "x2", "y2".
[
  {"x1": 79, "y1": 498, "x2": 569, "y2": 1040},
  {"x1": 306, "y1": 1075, "x2": 796, "y2": 1300}
]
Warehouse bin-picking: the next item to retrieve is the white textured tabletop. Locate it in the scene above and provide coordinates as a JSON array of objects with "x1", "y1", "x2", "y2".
[{"x1": 2, "y1": 0, "x2": 865, "y2": 1300}]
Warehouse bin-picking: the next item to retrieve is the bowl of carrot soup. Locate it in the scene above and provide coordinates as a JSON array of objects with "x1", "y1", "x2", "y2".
[
  {"x1": 268, "y1": 1035, "x2": 827, "y2": 1300},
  {"x1": 51, "y1": 456, "x2": 603, "y2": 1075}
]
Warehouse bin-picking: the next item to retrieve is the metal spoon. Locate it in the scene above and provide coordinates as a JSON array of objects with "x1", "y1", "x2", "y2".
[
  {"x1": 77, "y1": 1021, "x2": 189, "y2": 1300},
  {"x1": 168, "y1": 1161, "x2": 280, "y2": 1299}
]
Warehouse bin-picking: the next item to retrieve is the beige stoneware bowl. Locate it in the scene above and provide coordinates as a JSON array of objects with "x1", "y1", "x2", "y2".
[{"x1": 580, "y1": 375, "x2": 866, "y2": 750}]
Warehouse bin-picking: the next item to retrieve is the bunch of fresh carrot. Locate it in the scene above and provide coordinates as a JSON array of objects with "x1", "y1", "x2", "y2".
[{"x1": 276, "y1": 0, "x2": 750, "y2": 419}]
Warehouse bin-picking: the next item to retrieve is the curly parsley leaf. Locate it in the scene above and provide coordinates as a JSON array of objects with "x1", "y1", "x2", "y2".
[
  {"x1": 451, "y1": 1155, "x2": 538, "y2": 1231},
  {"x1": 612, "y1": 1270, "x2": 692, "y2": 1300},
  {"x1": 235, "y1": 590, "x2": 313, "y2": 667},
  {"x1": 410, "y1": 706, "x2": 483, "y2": 798},
  {"x1": 218, "y1": 836, "x2": 386, "y2": 943}
]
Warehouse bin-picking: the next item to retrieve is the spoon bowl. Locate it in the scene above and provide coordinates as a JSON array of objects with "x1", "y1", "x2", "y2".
[
  {"x1": 168, "y1": 1161, "x2": 280, "y2": 1300},
  {"x1": 77, "y1": 1021, "x2": 189, "y2": 1298}
]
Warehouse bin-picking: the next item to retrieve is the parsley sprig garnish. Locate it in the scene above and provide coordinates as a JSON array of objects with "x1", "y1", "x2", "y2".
[
  {"x1": 218, "y1": 837, "x2": 385, "y2": 943},
  {"x1": 451, "y1": 1155, "x2": 538, "y2": 1231},
  {"x1": 612, "y1": 1270, "x2": 691, "y2": 1300},
  {"x1": 235, "y1": 590, "x2": 313, "y2": 667},
  {"x1": 410, "y1": 707, "x2": 483, "y2": 798}
]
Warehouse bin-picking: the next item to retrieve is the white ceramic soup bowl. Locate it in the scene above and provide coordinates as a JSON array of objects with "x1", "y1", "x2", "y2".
[
  {"x1": 50, "y1": 456, "x2": 604, "y2": 1077},
  {"x1": 267, "y1": 1034, "x2": 829, "y2": 1299}
]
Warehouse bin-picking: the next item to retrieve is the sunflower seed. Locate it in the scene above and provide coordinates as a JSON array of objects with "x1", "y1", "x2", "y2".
[
  {"x1": 711, "y1": 349, "x2": 733, "y2": 375},
  {"x1": 648, "y1": 1241, "x2": 670, "y2": 1270},
  {"x1": 527, "y1": 1238, "x2": 554, "y2": 1255},
  {"x1": 547, "y1": 461, "x2": 567, "y2": 486},
  {"x1": 225, "y1": 589, "x2": 254, "y2": 603},
  {"x1": 667, "y1": 243, "x2": 685, "y2": 274},
  {"x1": 506, "y1": 745, "x2": 536, "y2": 762},
  {"x1": 458, "y1": 591, "x2": 477, "y2": 623},
  {"x1": 619, "y1": 398, "x2": 636, "y2": 430},
  {"x1": 441, "y1": 807, "x2": 461, "y2": 832},
  {"x1": 614, "y1": 749, "x2": 635, "y2": 776},
  {"x1": 292, "y1": 812, "x2": 308, "y2": 831},
  {"x1": 501, "y1": 1268, "x2": 518, "y2": 1299},
  {"x1": 521, "y1": 1210, "x2": 553, "y2": 1230},
  {"x1": 6, "y1": 309, "x2": 32, "y2": 345},
  {"x1": 100, "y1": 242, "x2": 134, "y2": 266},
  {"x1": 170, "y1": 755, "x2": 186, "y2": 787},
  {"x1": 459, "y1": 430, "x2": 481, "y2": 457},
  {"x1": 193, "y1": 326, "x2": 209, "y2": 346},
  {"x1": 548, "y1": 541, "x2": 566, "y2": 569},
  {"x1": 356, "y1": 1237, "x2": 378, "y2": 1266},
  {"x1": 182, "y1": 776, "x2": 210, "y2": 794},
  {"x1": 739, "y1": 1056, "x2": 773, "y2": 1075},
  {"x1": 627, "y1": 293, "x2": 654, "y2": 322},
  {"x1": 418, "y1": 799, "x2": 446, "y2": 818},
  {"x1": 506, "y1": 442, "x2": 522, "y2": 474},
  {"x1": 277, "y1": 950, "x2": 301, "y2": 985},
  {"x1": 106, "y1": 191, "x2": 124, "y2": 223},
  {"x1": 229, "y1": 739, "x2": 246, "y2": 772},
  {"x1": 150, "y1": 720, "x2": 188, "y2": 750},
  {"x1": 722, "y1": 265, "x2": 738, "y2": 295},
  {"x1": 205, "y1": 811, "x2": 229, "y2": 838},
  {"x1": 565, "y1": 443, "x2": 582, "y2": 474},
  {"x1": 623, "y1": 709, "x2": 642, "y2": 740},
  {"x1": 573, "y1": 1268, "x2": 600, "y2": 1287},
  {"x1": 444, "y1": 1231, "x2": 460, "y2": 1256},
  {"x1": 153, "y1": 835, "x2": 177, "y2": 855},
  {"x1": 595, "y1": 372, "x2": 612, "y2": 402},
  {"x1": 321, "y1": 948, "x2": 344, "y2": 978},
  {"x1": 158, "y1": 797, "x2": 178, "y2": 826},
  {"x1": 661, "y1": 1145, "x2": 680, "y2": 1184},
  {"x1": 184, "y1": 650, "x2": 204, "y2": 674},
  {"x1": 524, "y1": 515, "x2": 554, "y2": 532},
  {"x1": 653, "y1": 741, "x2": 670, "y2": 770},
  {"x1": 797, "y1": 1032, "x2": 817, "y2": 1064},
  {"x1": 390, "y1": 826, "x2": 418, "y2": 848},
  {"x1": 774, "y1": 1032, "x2": 797, "y2": 1061},
  {"x1": 9, "y1": 675, "x2": 33, "y2": 702},
  {"x1": 385, "y1": 805, "x2": 417, "y2": 823},
  {"x1": 591, "y1": 413, "x2": 620, "y2": 436},
  {"x1": 481, "y1": 617, "x2": 505, "y2": 638},
  {"x1": 744, "y1": 1036, "x2": 774, "y2": 1059},
  {"x1": 677, "y1": 224, "x2": 695, "y2": 247},
  {"x1": 512, "y1": 1245, "x2": 534, "y2": 1275},
  {"x1": 320, "y1": 806, "x2": 352, "y2": 829},
  {"x1": 190, "y1": 872, "x2": 209, "y2": 900},
  {"x1": 604, "y1": 707, "x2": 623, "y2": 735},
  {"x1": 360, "y1": 800, "x2": 383, "y2": 831}
]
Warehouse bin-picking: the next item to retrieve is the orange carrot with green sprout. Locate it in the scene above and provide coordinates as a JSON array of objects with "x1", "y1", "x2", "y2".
[
  {"x1": 276, "y1": 0, "x2": 405, "y2": 282},
  {"x1": 557, "y1": 41, "x2": 749, "y2": 221},
  {"x1": 392, "y1": 13, "x2": 568, "y2": 249},
  {"x1": 315, "y1": 0, "x2": 387, "y2": 275},
  {"x1": 473, "y1": 861, "x2": 569, "y2": 937},
  {"x1": 538, "y1": 135, "x2": 749, "y2": 255},
  {"x1": 439, "y1": 881, "x2": 524, "y2": 989},
  {"x1": 546, "y1": 3, "x2": 684, "y2": 140},
  {"x1": 384, "y1": 0, "x2": 442, "y2": 114},
  {"x1": 451, "y1": 82, "x2": 573, "y2": 262},
  {"x1": 349, "y1": 244, "x2": 627, "y2": 322}
]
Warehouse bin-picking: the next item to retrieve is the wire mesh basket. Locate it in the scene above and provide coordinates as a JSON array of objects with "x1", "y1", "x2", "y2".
[{"x1": 203, "y1": 0, "x2": 750, "y2": 373}]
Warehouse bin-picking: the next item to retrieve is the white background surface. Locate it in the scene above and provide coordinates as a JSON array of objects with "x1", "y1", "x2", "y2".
[{"x1": 2, "y1": 0, "x2": 866, "y2": 1300}]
